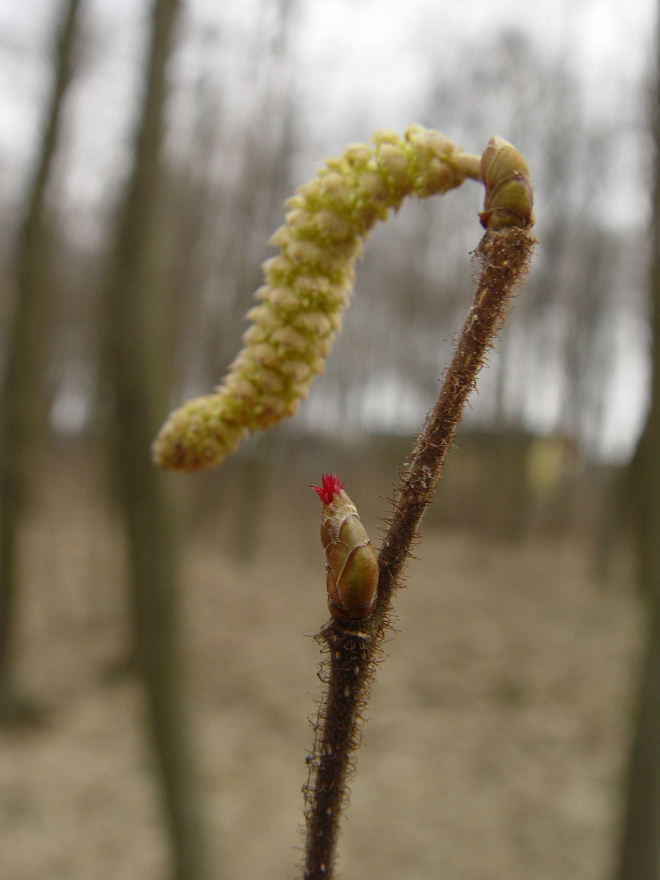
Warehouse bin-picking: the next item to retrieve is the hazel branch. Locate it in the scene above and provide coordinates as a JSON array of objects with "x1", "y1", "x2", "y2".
[
  {"x1": 302, "y1": 139, "x2": 535, "y2": 880},
  {"x1": 374, "y1": 229, "x2": 535, "y2": 619},
  {"x1": 147, "y1": 123, "x2": 535, "y2": 879}
]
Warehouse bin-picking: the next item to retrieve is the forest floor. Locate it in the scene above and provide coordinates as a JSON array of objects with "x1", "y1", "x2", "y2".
[{"x1": 0, "y1": 461, "x2": 642, "y2": 880}]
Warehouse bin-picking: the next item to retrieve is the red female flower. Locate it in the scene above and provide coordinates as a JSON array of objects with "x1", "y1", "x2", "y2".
[{"x1": 310, "y1": 473, "x2": 345, "y2": 506}]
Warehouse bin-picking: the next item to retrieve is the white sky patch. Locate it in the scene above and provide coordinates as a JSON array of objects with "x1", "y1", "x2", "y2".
[{"x1": 597, "y1": 310, "x2": 651, "y2": 460}]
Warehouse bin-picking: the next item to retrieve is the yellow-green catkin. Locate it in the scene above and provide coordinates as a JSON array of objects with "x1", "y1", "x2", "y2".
[{"x1": 152, "y1": 126, "x2": 484, "y2": 471}]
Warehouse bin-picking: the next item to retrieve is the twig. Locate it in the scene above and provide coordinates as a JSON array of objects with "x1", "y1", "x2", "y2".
[
  {"x1": 303, "y1": 225, "x2": 536, "y2": 880},
  {"x1": 375, "y1": 226, "x2": 535, "y2": 619}
]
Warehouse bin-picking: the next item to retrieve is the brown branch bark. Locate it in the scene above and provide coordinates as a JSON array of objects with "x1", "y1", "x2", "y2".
[
  {"x1": 374, "y1": 227, "x2": 534, "y2": 619},
  {"x1": 303, "y1": 226, "x2": 535, "y2": 880}
]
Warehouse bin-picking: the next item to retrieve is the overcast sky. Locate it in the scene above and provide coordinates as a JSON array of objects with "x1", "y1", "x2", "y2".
[{"x1": 1, "y1": 0, "x2": 654, "y2": 205}]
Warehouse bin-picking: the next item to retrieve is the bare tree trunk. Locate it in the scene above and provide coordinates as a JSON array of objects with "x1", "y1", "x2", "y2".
[
  {"x1": 613, "y1": 603, "x2": 659, "y2": 880},
  {"x1": 104, "y1": 2, "x2": 211, "y2": 878},
  {"x1": 613, "y1": 15, "x2": 660, "y2": 877},
  {"x1": 0, "y1": 0, "x2": 82, "y2": 724}
]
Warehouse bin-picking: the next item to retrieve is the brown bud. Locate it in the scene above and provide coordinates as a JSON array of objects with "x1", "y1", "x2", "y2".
[{"x1": 312, "y1": 475, "x2": 378, "y2": 622}]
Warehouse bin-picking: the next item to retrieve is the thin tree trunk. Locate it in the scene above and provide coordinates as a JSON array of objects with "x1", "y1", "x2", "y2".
[
  {"x1": 613, "y1": 602, "x2": 659, "y2": 880},
  {"x1": 0, "y1": 0, "x2": 82, "y2": 724},
  {"x1": 612, "y1": 17, "x2": 660, "y2": 875},
  {"x1": 104, "y1": 1, "x2": 211, "y2": 878}
]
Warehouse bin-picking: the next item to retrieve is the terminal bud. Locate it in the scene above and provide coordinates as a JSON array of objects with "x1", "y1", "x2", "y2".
[{"x1": 479, "y1": 135, "x2": 534, "y2": 230}]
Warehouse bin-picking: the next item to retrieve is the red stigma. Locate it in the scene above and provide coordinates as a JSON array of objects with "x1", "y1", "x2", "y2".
[{"x1": 311, "y1": 473, "x2": 345, "y2": 505}]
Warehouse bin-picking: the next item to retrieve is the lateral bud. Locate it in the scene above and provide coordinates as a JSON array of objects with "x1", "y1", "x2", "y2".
[
  {"x1": 311, "y1": 474, "x2": 378, "y2": 623},
  {"x1": 479, "y1": 135, "x2": 534, "y2": 230}
]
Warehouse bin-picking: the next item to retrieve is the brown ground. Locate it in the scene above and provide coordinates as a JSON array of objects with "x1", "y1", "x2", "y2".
[{"x1": 0, "y1": 467, "x2": 642, "y2": 880}]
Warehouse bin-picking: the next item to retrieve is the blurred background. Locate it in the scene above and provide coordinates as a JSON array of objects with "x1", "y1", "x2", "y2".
[{"x1": 0, "y1": 1, "x2": 657, "y2": 879}]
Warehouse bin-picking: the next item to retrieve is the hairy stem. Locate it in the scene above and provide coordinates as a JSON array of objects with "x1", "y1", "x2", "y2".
[
  {"x1": 374, "y1": 226, "x2": 535, "y2": 619},
  {"x1": 303, "y1": 225, "x2": 535, "y2": 879},
  {"x1": 304, "y1": 626, "x2": 374, "y2": 879}
]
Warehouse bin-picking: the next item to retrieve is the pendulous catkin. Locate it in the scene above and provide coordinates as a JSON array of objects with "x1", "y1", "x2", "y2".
[{"x1": 152, "y1": 127, "x2": 532, "y2": 471}]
